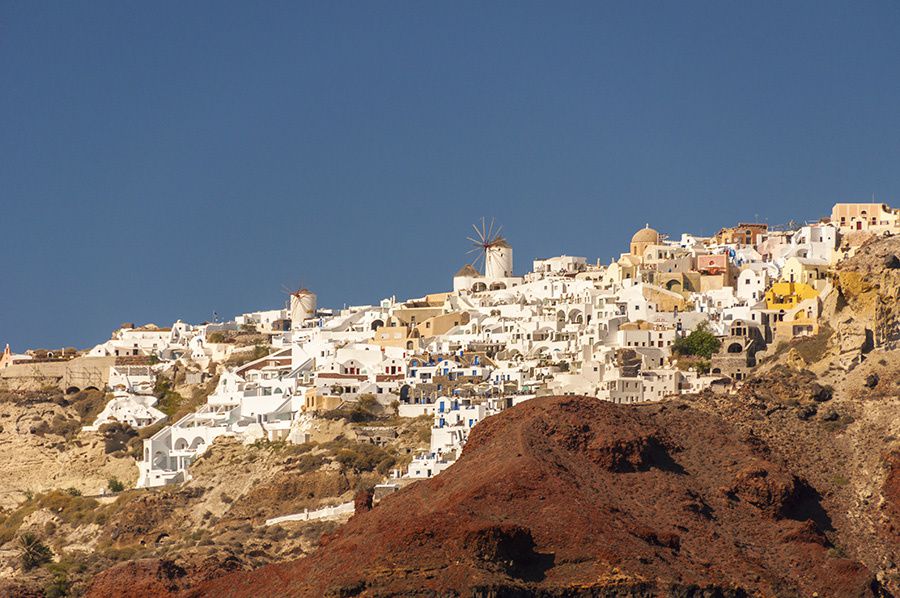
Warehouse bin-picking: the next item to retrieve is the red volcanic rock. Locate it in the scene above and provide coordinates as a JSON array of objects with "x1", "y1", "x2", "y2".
[
  {"x1": 87, "y1": 559, "x2": 184, "y2": 598},
  {"x1": 726, "y1": 462, "x2": 801, "y2": 516},
  {"x1": 86, "y1": 554, "x2": 246, "y2": 598},
  {"x1": 882, "y1": 451, "x2": 900, "y2": 541},
  {"x1": 353, "y1": 486, "x2": 374, "y2": 514},
  {"x1": 101, "y1": 397, "x2": 885, "y2": 597}
]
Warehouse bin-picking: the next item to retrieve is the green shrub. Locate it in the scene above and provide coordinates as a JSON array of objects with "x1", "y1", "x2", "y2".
[
  {"x1": 37, "y1": 491, "x2": 101, "y2": 526},
  {"x1": 225, "y1": 345, "x2": 270, "y2": 367},
  {"x1": 44, "y1": 570, "x2": 70, "y2": 598},
  {"x1": 138, "y1": 419, "x2": 168, "y2": 440},
  {"x1": 357, "y1": 394, "x2": 378, "y2": 411},
  {"x1": 295, "y1": 453, "x2": 325, "y2": 474},
  {"x1": 207, "y1": 331, "x2": 228, "y2": 343},
  {"x1": 107, "y1": 478, "x2": 125, "y2": 493},
  {"x1": 321, "y1": 407, "x2": 377, "y2": 423},
  {"x1": 48, "y1": 414, "x2": 82, "y2": 440},
  {"x1": 152, "y1": 376, "x2": 208, "y2": 421},
  {"x1": 99, "y1": 422, "x2": 138, "y2": 454},
  {"x1": 334, "y1": 444, "x2": 396, "y2": 474},
  {"x1": 68, "y1": 389, "x2": 110, "y2": 423},
  {"x1": 672, "y1": 323, "x2": 721, "y2": 359},
  {"x1": 832, "y1": 474, "x2": 849, "y2": 487}
]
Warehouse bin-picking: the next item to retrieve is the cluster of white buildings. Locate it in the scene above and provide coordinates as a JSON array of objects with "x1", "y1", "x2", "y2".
[{"x1": 57, "y1": 202, "x2": 894, "y2": 487}]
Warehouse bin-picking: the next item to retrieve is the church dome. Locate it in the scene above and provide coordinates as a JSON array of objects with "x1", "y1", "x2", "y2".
[{"x1": 631, "y1": 225, "x2": 660, "y2": 245}]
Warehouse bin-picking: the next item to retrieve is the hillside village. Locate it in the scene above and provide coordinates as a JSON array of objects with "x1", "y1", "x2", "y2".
[{"x1": 2, "y1": 202, "x2": 898, "y2": 495}]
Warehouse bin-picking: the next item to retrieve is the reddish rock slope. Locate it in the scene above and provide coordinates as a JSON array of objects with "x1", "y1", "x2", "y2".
[{"x1": 159, "y1": 396, "x2": 883, "y2": 597}]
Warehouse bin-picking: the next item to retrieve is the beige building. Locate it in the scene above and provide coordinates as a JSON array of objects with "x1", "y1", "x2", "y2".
[
  {"x1": 413, "y1": 311, "x2": 470, "y2": 339},
  {"x1": 781, "y1": 257, "x2": 829, "y2": 291},
  {"x1": 715, "y1": 223, "x2": 768, "y2": 246},
  {"x1": 831, "y1": 202, "x2": 899, "y2": 234}
]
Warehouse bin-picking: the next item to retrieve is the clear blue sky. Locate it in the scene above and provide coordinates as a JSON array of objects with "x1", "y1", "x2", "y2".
[{"x1": 2, "y1": 2, "x2": 899, "y2": 351}]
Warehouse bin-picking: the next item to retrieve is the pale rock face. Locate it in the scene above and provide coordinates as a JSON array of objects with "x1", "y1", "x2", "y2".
[
  {"x1": 785, "y1": 348, "x2": 808, "y2": 370},
  {"x1": 287, "y1": 412, "x2": 316, "y2": 444},
  {"x1": 241, "y1": 422, "x2": 266, "y2": 445},
  {"x1": 836, "y1": 318, "x2": 872, "y2": 370}
]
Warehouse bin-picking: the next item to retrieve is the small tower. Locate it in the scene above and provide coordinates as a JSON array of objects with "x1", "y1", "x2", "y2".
[{"x1": 485, "y1": 239, "x2": 513, "y2": 279}]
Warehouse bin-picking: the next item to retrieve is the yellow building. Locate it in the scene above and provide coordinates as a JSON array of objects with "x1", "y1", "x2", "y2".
[{"x1": 765, "y1": 281, "x2": 819, "y2": 310}]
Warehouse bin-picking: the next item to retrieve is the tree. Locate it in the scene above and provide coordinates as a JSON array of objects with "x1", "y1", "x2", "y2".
[
  {"x1": 672, "y1": 324, "x2": 721, "y2": 359},
  {"x1": 107, "y1": 478, "x2": 125, "y2": 493},
  {"x1": 18, "y1": 533, "x2": 52, "y2": 570}
]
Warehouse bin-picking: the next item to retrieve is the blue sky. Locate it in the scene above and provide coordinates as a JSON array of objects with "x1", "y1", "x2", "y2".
[{"x1": 2, "y1": 1, "x2": 899, "y2": 350}]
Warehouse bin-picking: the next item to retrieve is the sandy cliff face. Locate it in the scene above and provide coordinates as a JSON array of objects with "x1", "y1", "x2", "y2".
[
  {"x1": 0, "y1": 391, "x2": 136, "y2": 509},
  {"x1": 0, "y1": 403, "x2": 431, "y2": 597},
  {"x1": 833, "y1": 237, "x2": 900, "y2": 350}
]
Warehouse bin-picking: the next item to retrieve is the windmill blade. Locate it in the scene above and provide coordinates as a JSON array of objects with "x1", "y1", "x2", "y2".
[
  {"x1": 471, "y1": 223, "x2": 486, "y2": 244},
  {"x1": 487, "y1": 217, "x2": 496, "y2": 243},
  {"x1": 471, "y1": 252, "x2": 485, "y2": 272},
  {"x1": 466, "y1": 236, "x2": 483, "y2": 247}
]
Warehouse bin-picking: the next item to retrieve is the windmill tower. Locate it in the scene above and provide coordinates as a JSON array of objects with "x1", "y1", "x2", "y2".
[
  {"x1": 289, "y1": 288, "x2": 317, "y2": 330},
  {"x1": 467, "y1": 217, "x2": 513, "y2": 280}
]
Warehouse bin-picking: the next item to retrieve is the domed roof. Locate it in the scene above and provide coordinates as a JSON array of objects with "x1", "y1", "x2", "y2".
[
  {"x1": 455, "y1": 264, "x2": 480, "y2": 277},
  {"x1": 631, "y1": 225, "x2": 660, "y2": 244}
]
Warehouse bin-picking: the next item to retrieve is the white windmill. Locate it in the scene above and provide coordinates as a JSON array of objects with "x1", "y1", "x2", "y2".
[
  {"x1": 467, "y1": 217, "x2": 513, "y2": 280},
  {"x1": 281, "y1": 285, "x2": 317, "y2": 330}
]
